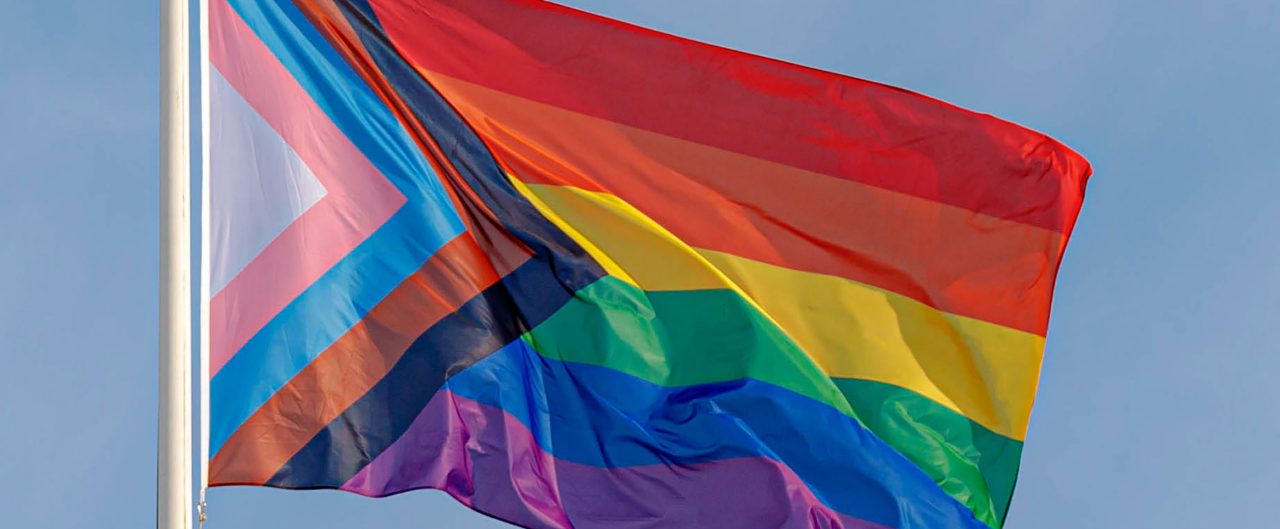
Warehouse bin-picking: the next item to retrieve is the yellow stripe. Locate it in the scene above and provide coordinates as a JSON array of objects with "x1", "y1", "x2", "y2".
[
  {"x1": 701, "y1": 250, "x2": 1045, "y2": 440},
  {"x1": 517, "y1": 181, "x2": 1044, "y2": 440},
  {"x1": 511, "y1": 177, "x2": 640, "y2": 287}
]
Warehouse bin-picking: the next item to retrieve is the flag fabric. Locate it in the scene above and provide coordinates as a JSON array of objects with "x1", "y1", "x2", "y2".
[{"x1": 203, "y1": 0, "x2": 1090, "y2": 527}]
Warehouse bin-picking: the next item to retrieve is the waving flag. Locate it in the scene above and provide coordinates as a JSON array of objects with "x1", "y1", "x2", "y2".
[{"x1": 202, "y1": 0, "x2": 1090, "y2": 528}]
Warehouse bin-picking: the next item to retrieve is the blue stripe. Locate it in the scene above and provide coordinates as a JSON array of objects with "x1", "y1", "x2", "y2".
[
  {"x1": 443, "y1": 341, "x2": 987, "y2": 529},
  {"x1": 262, "y1": 0, "x2": 614, "y2": 486},
  {"x1": 209, "y1": 0, "x2": 465, "y2": 454}
]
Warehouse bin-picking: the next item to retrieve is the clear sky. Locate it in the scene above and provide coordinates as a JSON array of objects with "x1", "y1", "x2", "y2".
[{"x1": 1, "y1": 1, "x2": 1276, "y2": 528}]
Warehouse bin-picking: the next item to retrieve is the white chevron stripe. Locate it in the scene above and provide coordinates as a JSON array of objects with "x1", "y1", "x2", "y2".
[{"x1": 208, "y1": 68, "x2": 327, "y2": 294}]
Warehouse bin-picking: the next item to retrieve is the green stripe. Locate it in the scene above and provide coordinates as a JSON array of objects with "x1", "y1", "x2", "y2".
[
  {"x1": 833, "y1": 378, "x2": 1023, "y2": 527},
  {"x1": 524, "y1": 276, "x2": 1018, "y2": 527},
  {"x1": 524, "y1": 276, "x2": 853, "y2": 415}
]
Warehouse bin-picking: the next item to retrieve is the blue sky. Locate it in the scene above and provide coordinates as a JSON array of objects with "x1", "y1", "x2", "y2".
[{"x1": 1, "y1": 1, "x2": 1276, "y2": 528}]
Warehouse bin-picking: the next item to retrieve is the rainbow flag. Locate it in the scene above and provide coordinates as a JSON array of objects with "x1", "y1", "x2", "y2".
[{"x1": 202, "y1": 0, "x2": 1090, "y2": 527}]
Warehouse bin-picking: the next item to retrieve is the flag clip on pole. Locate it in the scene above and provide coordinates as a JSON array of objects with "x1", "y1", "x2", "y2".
[
  {"x1": 159, "y1": 0, "x2": 192, "y2": 526},
  {"x1": 197, "y1": 491, "x2": 207, "y2": 528}
]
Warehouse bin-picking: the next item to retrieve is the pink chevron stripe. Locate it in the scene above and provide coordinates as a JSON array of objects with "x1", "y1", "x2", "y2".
[
  {"x1": 208, "y1": 68, "x2": 329, "y2": 295},
  {"x1": 342, "y1": 390, "x2": 882, "y2": 529},
  {"x1": 208, "y1": 0, "x2": 405, "y2": 376}
]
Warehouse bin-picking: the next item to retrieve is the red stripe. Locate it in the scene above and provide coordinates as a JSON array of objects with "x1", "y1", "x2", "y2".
[{"x1": 368, "y1": 0, "x2": 1090, "y2": 233}]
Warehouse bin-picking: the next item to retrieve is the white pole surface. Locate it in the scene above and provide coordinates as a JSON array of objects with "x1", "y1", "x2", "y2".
[{"x1": 159, "y1": 0, "x2": 193, "y2": 526}]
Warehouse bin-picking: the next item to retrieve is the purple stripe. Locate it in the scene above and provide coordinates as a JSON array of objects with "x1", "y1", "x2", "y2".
[{"x1": 343, "y1": 390, "x2": 885, "y2": 529}]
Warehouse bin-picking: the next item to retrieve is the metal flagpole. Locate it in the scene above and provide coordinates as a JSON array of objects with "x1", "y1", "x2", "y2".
[{"x1": 159, "y1": 0, "x2": 193, "y2": 526}]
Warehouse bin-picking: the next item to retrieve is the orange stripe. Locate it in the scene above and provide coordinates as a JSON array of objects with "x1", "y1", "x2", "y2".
[
  {"x1": 209, "y1": 232, "x2": 525, "y2": 485},
  {"x1": 426, "y1": 72, "x2": 1065, "y2": 335}
]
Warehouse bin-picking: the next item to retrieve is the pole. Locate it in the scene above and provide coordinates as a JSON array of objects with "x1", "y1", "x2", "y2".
[{"x1": 159, "y1": 0, "x2": 192, "y2": 526}]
